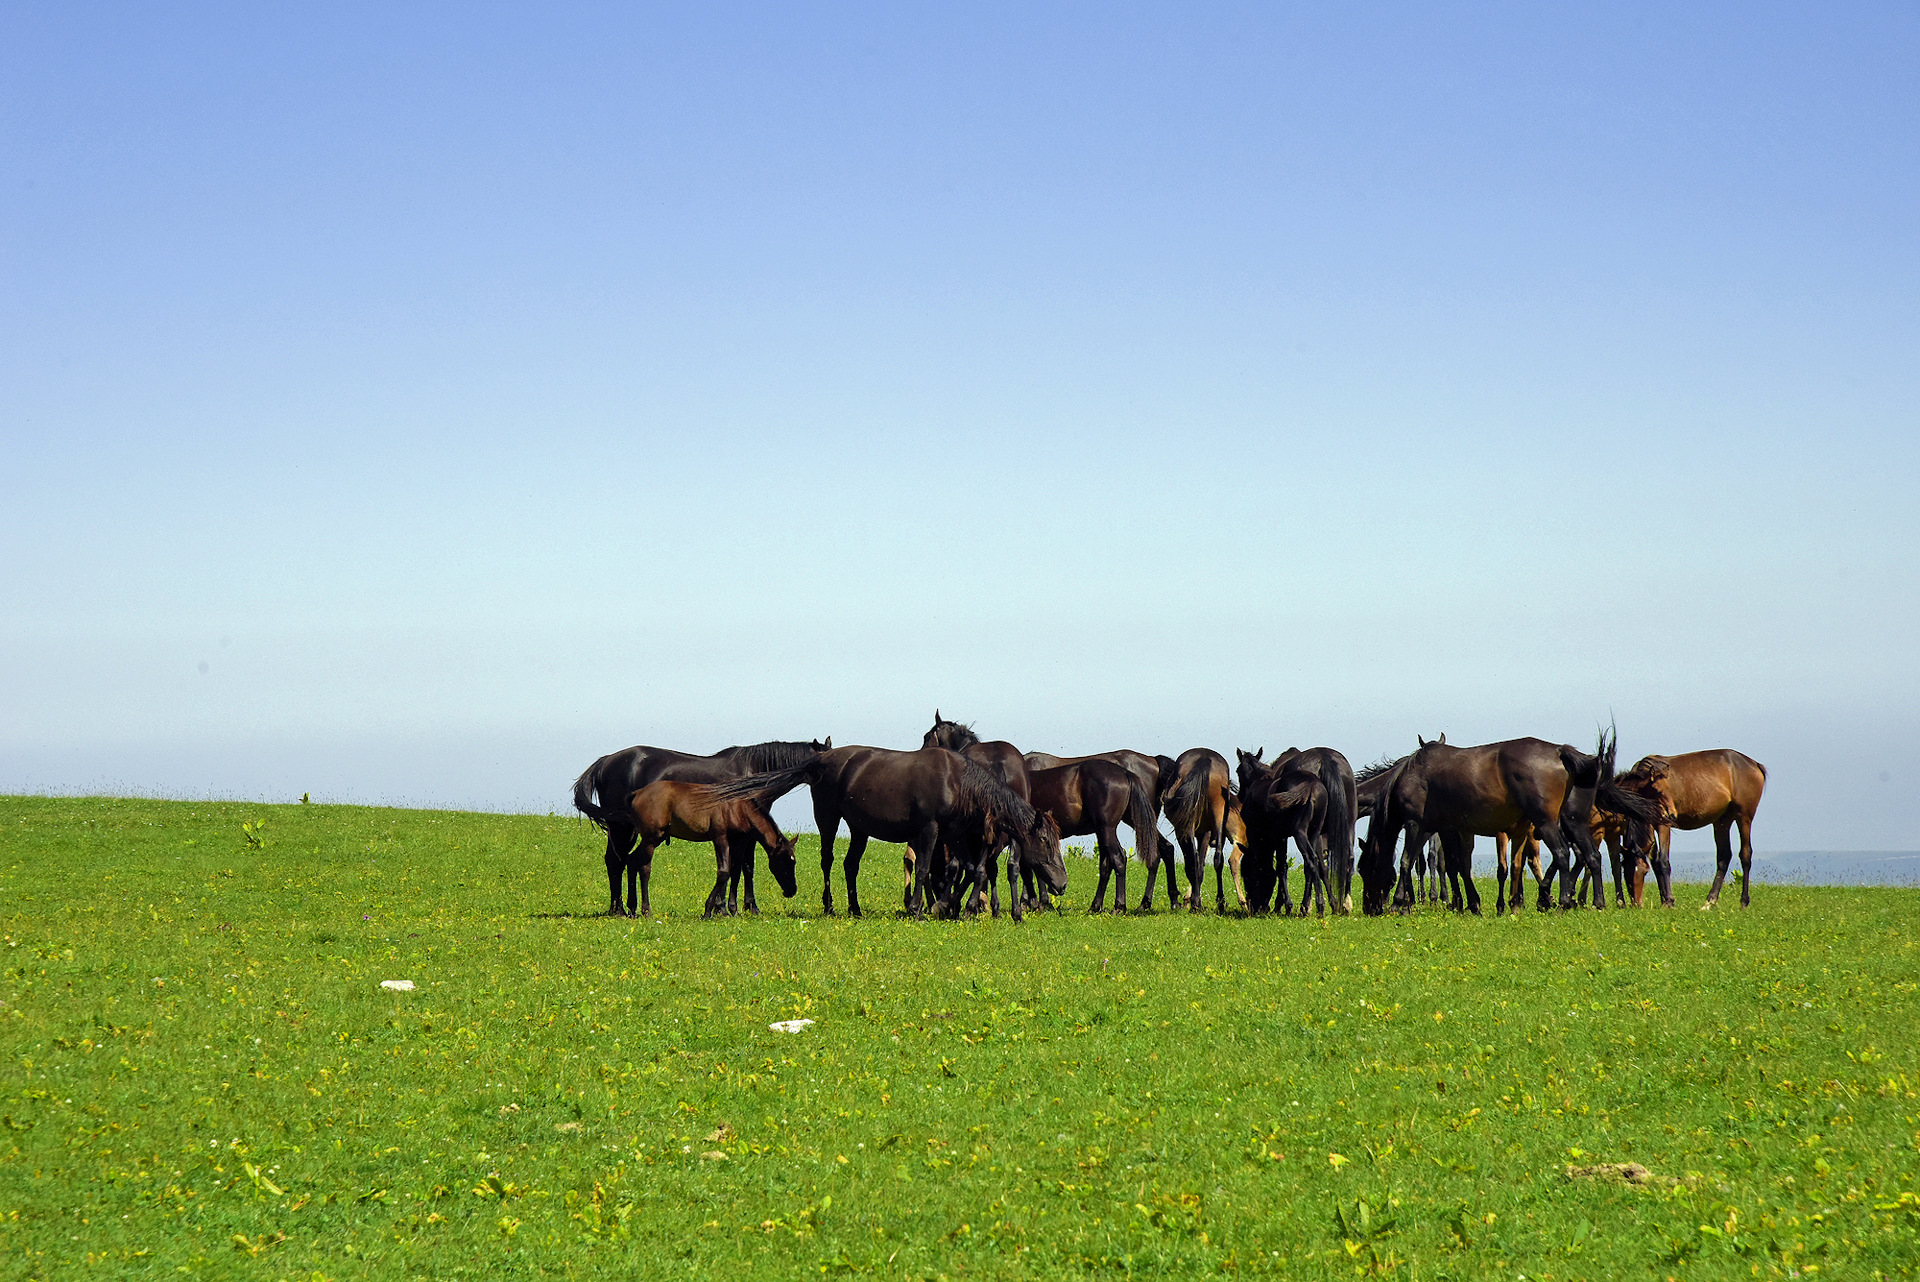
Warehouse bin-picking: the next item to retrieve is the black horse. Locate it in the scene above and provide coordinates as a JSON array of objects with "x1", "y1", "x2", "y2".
[
  {"x1": 1358, "y1": 729, "x2": 1663, "y2": 916},
  {"x1": 572, "y1": 738, "x2": 830, "y2": 917},
  {"x1": 710, "y1": 746, "x2": 1066, "y2": 920},
  {"x1": 1233, "y1": 747, "x2": 1356, "y2": 915},
  {"x1": 921, "y1": 712, "x2": 1043, "y2": 907}
]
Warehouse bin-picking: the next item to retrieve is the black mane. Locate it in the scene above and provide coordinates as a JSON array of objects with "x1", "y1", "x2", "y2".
[
  {"x1": 723, "y1": 740, "x2": 826, "y2": 773},
  {"x1": 1353, "y1": 754, "x2": 1407, "y2": 784}
]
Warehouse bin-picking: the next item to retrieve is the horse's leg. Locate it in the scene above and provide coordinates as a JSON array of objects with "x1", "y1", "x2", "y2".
[
  {"x1": 704, "y1": 833, "x2": 730, "y2": 919},
  {"x1": 1655, "y1": 824, "x2": 1676, "y2": 906},
  {"x1": 1736, "y1": 814, "x2": 1755, "y2": 907},
  {"x1": 634, "y1": 837, "x2": 656, "y2": 918},
  {"x1": 843, "y1": 830, "x2": 868, "y2": 918},
  {"x1": 1137, "y1": 848, "x2": 1159, "y2": 913},
  {"x1": 815, "y1": 801, "x2": 841, "y2": 916},
  {"x1": 1446, "y1": 832, "x2": 1481, "y2": 915},
  {"x1": 605, "y1": 823, "x2": 630, "y2": 916},
  {"x1": 1704, "y1": 818, "x2": 1734, "y2": 908},
  {"x1": 740, "y1": 832, "x2": 760, "y2": 914},
  {"x1": 1494, "y1": 833, "x2": 1510, "y2": 916}
]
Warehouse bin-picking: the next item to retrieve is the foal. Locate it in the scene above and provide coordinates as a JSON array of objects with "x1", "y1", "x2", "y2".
[{"x1": 626, "y1": 781, "x2": 798, "y2": 918}]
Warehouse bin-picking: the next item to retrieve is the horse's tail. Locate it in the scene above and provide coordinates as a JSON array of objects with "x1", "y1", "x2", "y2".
[
  {"x1": 1126, "y1": 774, "x2": 1159, "y2": 866},
  {"x1": 1163, "y1": 759, "x2": 1209, "y2": 840},
  {"x1": 1269, "y1": 777, "x2": 1321, "y2": 812},
  {"x1": 1323, "y1": 759, "x2": 1355, "y2": 906},
  {"x1": 705, "y1": 761, "x2": 818, "y2": 805},
  {"x1": 572, "y1": 756, "x2": 612, "y2": 828}
]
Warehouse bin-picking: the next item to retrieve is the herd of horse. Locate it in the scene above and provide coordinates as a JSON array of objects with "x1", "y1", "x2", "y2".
[{"x1": 570, "y1": 713, "x2": 1768, "y2": 922}]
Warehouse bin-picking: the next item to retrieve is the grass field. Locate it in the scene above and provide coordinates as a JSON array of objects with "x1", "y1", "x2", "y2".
[{"x1": 2, "y1": 795, "x2": 1917, "y2": 1280}]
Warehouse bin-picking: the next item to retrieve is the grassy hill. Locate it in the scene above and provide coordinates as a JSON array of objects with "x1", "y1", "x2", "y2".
[{"x1": 2, "y1": 795, "x2": 1916, "y2": 1279}]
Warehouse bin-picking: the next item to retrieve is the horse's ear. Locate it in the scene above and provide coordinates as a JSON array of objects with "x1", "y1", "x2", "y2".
[
  {"x1": 934, "y1": 709, "x2": 941, "y2": 722},
  {"x1": 1255, "y1": 747, "x2": 1264, "y2": 761},
  {"x1": 1438, "y1": 732, "x2": 1446, "y2": 744},
  {"x1": 822, "y1": 736, "x2": 832, "y2": 749},
  {"x1": 1417, "y1": 734, "x2": 1428, "y2": 747}
]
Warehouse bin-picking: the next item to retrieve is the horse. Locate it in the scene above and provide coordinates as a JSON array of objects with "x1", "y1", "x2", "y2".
[
  {"x1": 921, "y1": 712, "x2": 1043, "y2": 907},
  {"x1": 1155, "y1": 749, "x2": 1233, "y2": 911},
  {"x1": 1617, "y1": 750, "x2": 1768, "y2": 908},
  {"x1": 626, "y1": 781, "x2": 799, "y2": 918},
  {"x1": 709, "y1": 746, "x2": 1065, "y2": 920},
  {"x1": 1236, "y1": 744, "x2": 1359, "y2": 917},
  {"x1": 1358, "y1": 729, "x2": 1663, "y2": 916},
  {"x1": 1023, "y1": 748, "x2": 1180, "y2": 909},
  {"x1": 1025, "y1": 758, "x2": 1157, "y2": 914},
  {"x1": 572, "y1": 738, "x2": 829, "y2": 916}
]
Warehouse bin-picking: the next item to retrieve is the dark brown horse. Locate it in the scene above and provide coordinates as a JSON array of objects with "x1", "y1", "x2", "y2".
[
  {"x1": 1156, "y1": 749, "x2": 1232, "y2": 911},
  {"x1": 1026, "y1": 758, "x2": 1157, "y2": 914},
  {"x1": 1618, "y1": 750, "x2": 1768, "y2": 908},
  {"x1": 1359, "y1": 730, "x2": 1663, "y2": 915},
  {"x1": 1024, "y1": 748, "x2": 1178, "y2": 908},
  {"x1": 572, "y1": 738, "x2": 829, "y2": 916},
  {"x1": 921, "y1": 712, "x2": 1041, "y2": 906},
  {"x1": 627, "y1": 781, "x2": 798, "y2": 918},
  {"x1": 710, "y1": 746, "x2": 1065, "y2": 920},
  {"x1": 1236, "y1": 747, "x2": 1357, "y2": 914}
]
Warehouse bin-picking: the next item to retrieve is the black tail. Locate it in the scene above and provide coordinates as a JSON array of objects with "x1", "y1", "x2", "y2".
[
  {"x1": 1163, "y1": 759, "x2": 1210, "y2": 840},
  {"x1": 572, "y1": 757, "x2": 612, "y2": 828},
  {"x1": 1126, "y1": 774, "x2": 1159, "y2": 867},
  {"x1": 1323, "y1": 761, "x2": 1355, "y2": 907},
  {"x1": 705, "y1": 761, "x2": 818, "y2": 806}
]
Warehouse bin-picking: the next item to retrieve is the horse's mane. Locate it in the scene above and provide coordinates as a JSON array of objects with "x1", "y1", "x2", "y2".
[
  {"x1": 953, "y1": 757, "x2": 1037, "y2": 830},
  {"x1": 1353, "y1": 754, "x2": 1406, "y2": 784},
  {"x1": 928, "y1": 717, "x2": 980, "y2": 751},
  {"x1": 725, "y1": 740, "x2": 824, "y2": 772},
  {"x1": 1624, "y1": 754, "x2": 1671, "y2": 785}
]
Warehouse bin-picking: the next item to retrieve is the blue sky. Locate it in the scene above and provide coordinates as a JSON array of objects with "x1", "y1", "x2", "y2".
[{"x1": 4, "y1": 4, "x2": 1916, "y2": 847}]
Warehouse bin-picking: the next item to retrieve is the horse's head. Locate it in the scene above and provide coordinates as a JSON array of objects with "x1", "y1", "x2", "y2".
[
  {"x1": 1234, "y1": 748, "x2": 1265, "y2": 794},
  {"x1": 922, "y1": 712, "x2": 976, "y2": 752},
  {"x1": 1021, "y1": 812, "x2": 1068, "y2": 895},
  {"x1": 767, "y1": 832, "x2": 800, "y2": 898},
  {"x1": 1357, "y1": 820, "x2": 1398, "y2": 916}
]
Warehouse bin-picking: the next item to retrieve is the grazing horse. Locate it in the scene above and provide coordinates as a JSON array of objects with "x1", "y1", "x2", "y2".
[
  {"x1": 572, "y1": 738, "x2": 829, "y2": 916},
  {"x1": 710, "y1": 747, "x2": 1065, "y2": 920},
  {"x1": 1618, "y1": 750, "x2": 1768, "y2": 908},
  {"x1": 921, "y1": 712, "x2": 1042, "y2": 907},
  {"x1": 1358, "y1": 730, "x2": 1663, "y2": 916},
  {"x1": 1026, "y1": 758, "x2": 1157, "y2": 914},
  {"x1": 1023, "y1": 748, "x2": 1179, "y2": 909},
  {"x1": 1236, "y1": 744, "x2": 1359, "y2": 917},
  {"x1": 1156, "y1": 749, "x2": 1232, "y2": 911},
  {"x1": 627, "y1": 782, "x2": 798, "y2": 919},
  {"x1": 1234, "y1": 751, "x2": 1324, "y2": 914}
]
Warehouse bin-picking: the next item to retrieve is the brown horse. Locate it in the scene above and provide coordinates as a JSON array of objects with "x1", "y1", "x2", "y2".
[
  {"x1": 1025, "y1": 758, "x2": 1157, "y2": 914},
  {"x1": 1359, "y1": 730, "x2": 1663, "y2": 915},
  {"x1": 1156, "y1": 748, "x2": 1233, "y2": 911},
  {"x1": 1618, "y1": 750, "x2": 1768, "y2": 908},
  {"x1": 1023, "y1": 748, "x2": 1178, "y2": 908},
  {"x1": 1493, "y1": 802, "x2": 1633, "y2": 916},
  {"x1": 627, "y1": 781, "x2": 798, "y2": 919},
  {"x1": 573, "y1": 738, "x2": 828, "y2": 916},
  {"x1": 709, "y1": 746, "x2": 1065, "y2": 920}
]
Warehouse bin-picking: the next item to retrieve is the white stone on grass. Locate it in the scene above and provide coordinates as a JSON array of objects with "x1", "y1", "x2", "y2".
[
  {"x1": 768, "y1": 1019, "x2": 814, "y2": 1033},
  {"x1": 380, "y1": 980, "x2": 416, "y2": 992}
]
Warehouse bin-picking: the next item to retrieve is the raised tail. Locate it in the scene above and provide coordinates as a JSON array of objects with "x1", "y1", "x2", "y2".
[
  {"x1": 572, "y1": 756, "x2": 612, "y2": 828},
  {"x1": 705, "y1": 761, "x2": 818, "y2": 806}
]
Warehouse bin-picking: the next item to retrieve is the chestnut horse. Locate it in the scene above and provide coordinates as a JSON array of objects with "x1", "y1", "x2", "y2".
[
  {"x1": 627, "y1": 781, "x2": 798, "y2": 918},
  {"x1": 1619, "y1": 750, "x2": 1768, "y2": 908}
]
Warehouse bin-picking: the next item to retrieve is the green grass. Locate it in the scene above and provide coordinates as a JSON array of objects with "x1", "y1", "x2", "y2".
[{"x1": 2, "y1": 795, "x2": 1917, "y2": 1280}]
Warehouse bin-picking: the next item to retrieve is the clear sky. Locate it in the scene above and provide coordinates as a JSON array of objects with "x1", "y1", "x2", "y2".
[{"x1": 5, "y1": 4, "x2": 1917, "y2": 848}]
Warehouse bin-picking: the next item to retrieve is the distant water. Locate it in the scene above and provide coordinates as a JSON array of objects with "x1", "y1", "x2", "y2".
[{"x1": 1664, "y1": 851, "x2": 1920, "y2": 888}]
